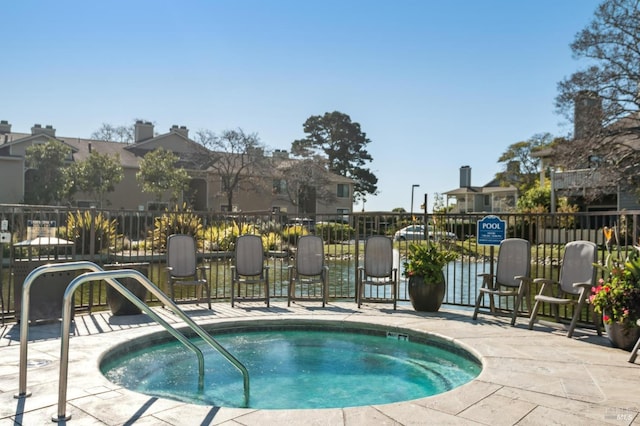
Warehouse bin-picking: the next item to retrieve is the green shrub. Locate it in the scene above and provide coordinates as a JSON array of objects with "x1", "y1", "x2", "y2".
[
  {"x1": 202, "y1": 221, "x2": 261, "y2": 251},
  {"x1": 148, "y1": 204, "x2": 203, "y2": 250},
  {"x1": 282, "y1": 225, "x2": 309, "y2": 245},
  {"x1": 316, "y1": 222, "x2": 355, "y2": 244},
  {"x1": 59, "y1": 210, "x2": 118, "y2": 254},
  {"x1": 262, "y1": 232, "x2": 282, "y2": 251}
]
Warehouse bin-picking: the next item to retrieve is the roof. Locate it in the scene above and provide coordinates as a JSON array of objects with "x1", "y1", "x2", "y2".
[
  {"x1": 443, "y1": 180, "x2": 517, "y2": 197},
  {"x1": 64, "y1": 138, "x2": 141, "y2": 168},
  {"x1": 0, "y1": 125, "x2": 356, "y2": 184},
  {"x1": 442, "y1": 186, "x2": 482, "y2": 196},
  {"x1": 535, "y1": 112, "x2": 640, "y2": 159}
]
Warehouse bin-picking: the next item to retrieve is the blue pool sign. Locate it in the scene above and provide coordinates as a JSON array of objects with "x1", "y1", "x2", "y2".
[{"x1": 477, "y1": 215, "x2": 506, "y2": 246}]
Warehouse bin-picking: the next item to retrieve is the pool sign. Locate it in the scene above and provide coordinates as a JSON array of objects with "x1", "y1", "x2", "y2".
[{"x1": 477, "y1": 215, "x2": 506, "y2": 246}]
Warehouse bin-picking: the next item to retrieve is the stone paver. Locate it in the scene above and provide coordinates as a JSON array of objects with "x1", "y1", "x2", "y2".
[{"x1": 0, "y1": 302, "x2": 639, "y2": 425}]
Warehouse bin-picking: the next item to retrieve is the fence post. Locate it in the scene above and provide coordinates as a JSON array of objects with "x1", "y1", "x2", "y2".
[{"x1": 89, "y1": 207, "x2": 96, "y2": 261}]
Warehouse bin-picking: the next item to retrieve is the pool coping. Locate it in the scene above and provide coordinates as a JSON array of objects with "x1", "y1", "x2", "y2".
[
  {"x1": 1, "y1": 302, "x2": 639, "y2": 425},
  {"x1": 99, "y1": 318, "x2": 484, "y2": 410}
]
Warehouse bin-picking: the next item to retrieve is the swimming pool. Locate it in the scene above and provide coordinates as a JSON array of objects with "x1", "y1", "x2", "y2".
[{"x1": 100, "y1": 320, "x2": 482, "y2": 409}]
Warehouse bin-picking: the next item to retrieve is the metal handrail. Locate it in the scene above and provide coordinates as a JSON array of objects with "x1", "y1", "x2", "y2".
[
  {"x1": 56, "y1": 269, "x2": 250, "y2": 421},
  {"x1": 14, "y1": 261, "x2": 250, "y2": 421},
  {"x1": 14, "y1": 261, "x2": 204, "y2": 398}
]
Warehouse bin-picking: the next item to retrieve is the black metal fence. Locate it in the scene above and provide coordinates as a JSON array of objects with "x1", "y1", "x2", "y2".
[{"x1": 1, "y1": 204, "x2": 637, "y2": 325}]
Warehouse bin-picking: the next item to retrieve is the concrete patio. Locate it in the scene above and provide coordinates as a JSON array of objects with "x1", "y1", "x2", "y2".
[{"x1": 0, "y1": 301, "x2": 638, "y2": 425}]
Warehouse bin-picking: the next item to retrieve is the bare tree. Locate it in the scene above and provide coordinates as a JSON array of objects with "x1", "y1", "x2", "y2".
[
  {"x1": 91, "y1": 123, "x2": 134, "y2": 143},
  {"x1": 274, "y1": 156, "x2": 336, "y2": 216},
  {"x1": 555, "y1": 0, "x2": 640, "y2": 199},
  {"x1": 91, "y1": 118, "x2": 153, "y2": 143},
  {"x1": 194, "y1": 128, "x2": 269, "y2": 211}
]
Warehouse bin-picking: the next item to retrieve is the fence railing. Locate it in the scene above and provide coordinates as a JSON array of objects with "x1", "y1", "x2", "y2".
[{"x1": 1, "y1": 204, "x2": 637, "y2": 326}]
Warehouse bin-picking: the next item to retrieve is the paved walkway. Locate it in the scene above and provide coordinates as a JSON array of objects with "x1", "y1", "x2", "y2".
[{"x1": 0, "y1": 302, "x2": 639, "y2": 425}]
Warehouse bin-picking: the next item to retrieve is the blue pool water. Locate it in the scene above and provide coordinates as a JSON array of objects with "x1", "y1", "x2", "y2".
[{"x1": 101, "y1": 325, "x2": 481, "y2": 409}]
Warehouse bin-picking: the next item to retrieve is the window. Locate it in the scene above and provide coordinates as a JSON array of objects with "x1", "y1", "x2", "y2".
[
  {"x1": 76, "y1": 200, "x2": 99, "y2": 208},
  {"x1": 148, "y1": 201, "x2": 169, "y2": 211},
  {"x1": 272, "y1": 179, "x2": 286, "y2": 194},
  {"x1": 337, "y1": 184, "x2": 349, "y2": 198}
]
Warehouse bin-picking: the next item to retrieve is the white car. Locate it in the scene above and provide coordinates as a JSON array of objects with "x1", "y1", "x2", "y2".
[{"x1": 393, "y1": 225, "x2": 457, "y2": 241}]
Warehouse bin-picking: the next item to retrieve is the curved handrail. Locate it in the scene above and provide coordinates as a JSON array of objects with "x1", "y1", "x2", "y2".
[
  {"x1": 55, "y1": 269, "x2": 250, "y2": 421},
  {"x1": 16, "y1": 261, "x2": 204, "y2": 397},
  {"x1": 15, "y1": 262, "x2": 250, "y2": 420},
  {"x1": 17, "y1": 261, "x2": 110, "y2": 398}
]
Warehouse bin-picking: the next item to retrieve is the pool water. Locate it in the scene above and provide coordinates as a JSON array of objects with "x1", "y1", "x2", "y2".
[{"x1": 101, "y1": 328, "x2": 481, "y2": 409}]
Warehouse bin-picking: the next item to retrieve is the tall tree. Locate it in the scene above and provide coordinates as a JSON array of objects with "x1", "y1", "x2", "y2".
[
  {"x1": 555, "y1": 0, "x2": 640, "y2": 198},
  {"x1": 495, "y1": 133, "x2": 554, "y2": 193},
  {"x1": 194, "y1": 128, "x2": 269, "y2": 211},
  {"x1": 136, "y1": 148, "x2": 189, "y2": 204},
  {"x1": 291, "y1": 111, "x2": 378, "y2": 203},
  {"x1": 68, "y1": 151, "x2": 124, "y2": 206},
  {"x1": 24, "y1": 140, "x2": 72, "y2": 205}
]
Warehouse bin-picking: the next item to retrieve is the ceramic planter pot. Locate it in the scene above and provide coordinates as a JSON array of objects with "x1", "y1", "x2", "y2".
[
  {"x1": 408, "y1": 273, "x2": 445, "y2": 312},
  {"x1": 604, "y1": 319, "x2": 640, "y2": 351}
]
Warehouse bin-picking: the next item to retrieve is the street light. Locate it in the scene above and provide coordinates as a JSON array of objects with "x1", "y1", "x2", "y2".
[{"x1": 410, "y1": 184, "x2": 420, "y2": 223}]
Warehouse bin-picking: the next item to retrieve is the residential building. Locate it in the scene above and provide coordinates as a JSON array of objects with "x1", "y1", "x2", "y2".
[
  {"x1": 533, "y1": 92, "x2": 640, "y2": 212},
  {"x1": 443, "y1": 165, "x2": 518, "y2": 213},
  {"x1": 0, "y1": 120, "x2": 353, "y2": 215}
]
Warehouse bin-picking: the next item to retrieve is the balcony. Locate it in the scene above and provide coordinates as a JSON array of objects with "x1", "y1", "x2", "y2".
[{"x1": 552, "y1": 169, "x2": 608, "y2": 190}]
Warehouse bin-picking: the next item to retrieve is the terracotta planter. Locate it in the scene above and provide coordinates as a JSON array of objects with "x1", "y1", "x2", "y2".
[
  {"x1": 604, "y1": 320, "x2": 640, "y2": 351},
  {"x1": 408, "y1": 273, "x2": 445, "y2": 312}
]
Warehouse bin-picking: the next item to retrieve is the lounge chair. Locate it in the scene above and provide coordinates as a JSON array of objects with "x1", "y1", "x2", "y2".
[
  {"x1": 472, "y1": 238, "x2": 531, "y2": 325},
  {"x1": 288, "y1": 235, "x2": 329, "y2": 307},
  {"x1": 231, "y1": 234, "x2": 270, "y2": 307},
  {"x1": 528, "y1": 240, "x2": 600, "y2": 337},
  {"x1": 166, "y1": 234, "x2": 211, "y2": 309},
  {"x1": 357, "y1": 235, "x2": 397, "y2": 310}
]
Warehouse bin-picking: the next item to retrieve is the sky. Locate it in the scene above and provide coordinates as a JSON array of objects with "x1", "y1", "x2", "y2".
[{"x1": 1, "y1": 0, "x2": 603, "y2": 212}]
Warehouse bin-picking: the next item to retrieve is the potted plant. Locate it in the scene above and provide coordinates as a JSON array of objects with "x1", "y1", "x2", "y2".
[
  {"x1": 591, "y1": 227, "x2": 640, "y2": 350},
  {"x1": 402, "y1": 242, "x2": 458, "y2": 312}
]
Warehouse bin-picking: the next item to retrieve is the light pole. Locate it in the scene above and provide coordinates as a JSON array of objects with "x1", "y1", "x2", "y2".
[{"x1": 410, "y1": 184, "x2": 420, "y2": 223}]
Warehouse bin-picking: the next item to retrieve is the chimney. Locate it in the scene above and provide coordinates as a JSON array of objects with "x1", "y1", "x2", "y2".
[
  {"x1": 0, "y1": 120, "x2": 11, "y2": 134},
  {"x1": 273, "y1": 149, "x2": 289, "y2": 159},
  {"x1": 30, "y1": 123, "x2": 56, "y2": 137},
  {"x1": 170, "y1": 124, "x2": 189, "y2": 138},
  {"x1": 134, "y1": 120, "x2": 154, "y2": 143},
  {"x1": 459, "y1": 165, "x2": 471, "y2": 188},
  {"x1": 574, "y1": 90, "x2": 602, "y2": 140}
]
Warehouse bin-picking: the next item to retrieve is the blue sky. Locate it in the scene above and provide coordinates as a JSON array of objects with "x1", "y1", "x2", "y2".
[{"x1": 1, "y1": 0, "x2": 602, "y2": 212}]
